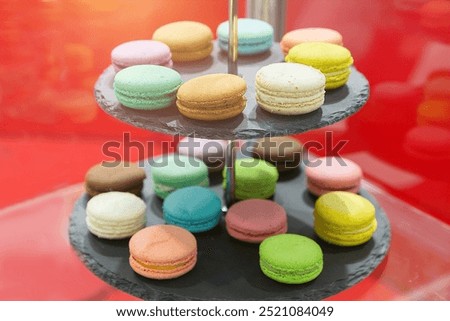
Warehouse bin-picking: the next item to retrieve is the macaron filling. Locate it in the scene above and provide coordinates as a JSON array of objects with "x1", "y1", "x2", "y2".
[{"x1": 260, "y1": 258, "x2": 323, "y2": 282}]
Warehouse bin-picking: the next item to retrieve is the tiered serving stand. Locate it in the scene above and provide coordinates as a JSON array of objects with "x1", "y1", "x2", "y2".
[{"x1": 69, "y1": 1, "x2": 391, "y2": 300}]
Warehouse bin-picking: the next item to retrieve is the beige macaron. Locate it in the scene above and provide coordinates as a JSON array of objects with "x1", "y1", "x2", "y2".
[
  {"x1": 86, "y1": 192, "x2": 146, "y2": 239},
  {"x1": 256, "y1": 63, "x2": 325, "y2": 115}
]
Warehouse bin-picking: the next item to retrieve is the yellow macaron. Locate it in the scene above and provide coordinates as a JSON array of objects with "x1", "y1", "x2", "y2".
[
  {"x1": 313, "y1": 191, "x2": 377, "y2": 246},
  {"x1": 285, "y1": 42, "x2": 353, "y2": 89}
]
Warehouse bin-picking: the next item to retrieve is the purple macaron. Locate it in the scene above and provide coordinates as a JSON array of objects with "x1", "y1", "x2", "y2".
[
  {"x1": 111, "y1": 40, "x2": 173, "y2": 72},
  {"x1": 305, "y1": 156, "x2": 362, "y2": 196}
]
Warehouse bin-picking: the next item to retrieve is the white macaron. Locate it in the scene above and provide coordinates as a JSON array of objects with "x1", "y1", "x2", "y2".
[
  {"x1": 255, "y1": 62, "x2": 325, "y2": 115},
  {"x1": 86, "y1": 192, "x2": 146, "y2": 239}
]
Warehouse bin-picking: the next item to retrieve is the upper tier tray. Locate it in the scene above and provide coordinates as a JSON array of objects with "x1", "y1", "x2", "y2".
[{"x1": 95, "y1": 42, "x2": 369, "y2": 140}]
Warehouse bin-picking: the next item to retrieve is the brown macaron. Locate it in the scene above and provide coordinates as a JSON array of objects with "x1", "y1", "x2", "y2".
[
  {"x1": 251, "y1": 136, "x2": 303, "y2": 172},
  {"x1": 176, "y1": 73, "x2": 247, "y2": 121},
  {"x1": 85, "y1": 161, "x2": 146, "y2": 197}
]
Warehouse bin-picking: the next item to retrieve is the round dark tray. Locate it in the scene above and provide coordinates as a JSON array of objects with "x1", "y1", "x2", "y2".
[
  {"x1": 69, "y1": 164, "x2": 390, "y2": 301},
  {"x1": 94, "y1": 42, "x2": 369, "y2": 140}
]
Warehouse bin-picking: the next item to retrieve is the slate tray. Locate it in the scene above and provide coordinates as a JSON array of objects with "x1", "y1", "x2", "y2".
[{"x1": 69, "y1": 164, "x2": 390, "y2": 301}]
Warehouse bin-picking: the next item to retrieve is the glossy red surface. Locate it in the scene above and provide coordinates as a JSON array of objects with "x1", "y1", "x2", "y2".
[{"x1": 0, "y1": 0, "x2": 449, "y2": 300}]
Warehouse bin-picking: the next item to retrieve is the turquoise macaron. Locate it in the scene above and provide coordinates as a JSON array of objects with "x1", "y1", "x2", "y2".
[
  {"x1": 163, "y1": 186, "x2": 222, "y2": 233},
  {"x1": 216, "y1": 18, "x2": 274, "y2": 55},
  {"x1": 113, "y1": 64, "x2": 182, "y2": 110},
  {"x1": 223, "y1": 158, "x2": 279, "y2": 200},
  {"x1": 150, "y1": 154, "x2": 209, "y2": 199}
]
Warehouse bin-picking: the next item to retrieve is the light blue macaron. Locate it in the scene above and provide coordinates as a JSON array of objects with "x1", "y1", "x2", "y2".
[
  {"x1": 114, "y1": 65, "x2": 182, "y2": 110},
  {"x1": 163, "y1": 186, "x2": 222, "y2": 233},
  {"x1": 216, "y1": 18, "x2": 274, "y2": 55}
]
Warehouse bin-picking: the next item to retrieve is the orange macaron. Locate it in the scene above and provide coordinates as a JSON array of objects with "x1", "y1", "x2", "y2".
[{"x1": 129, "y1": 225, "x2": 197, "y2": 280}]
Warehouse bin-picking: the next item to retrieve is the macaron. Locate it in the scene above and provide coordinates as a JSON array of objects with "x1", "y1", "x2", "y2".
[
  {"x1": 255, "y1": 62, "x2": 325, "y2": 115},
  {"x1": 259, "y1": 234, "x2": 323, "y2": 284},
  {"x1": 251, "y1": 136, "x2": 303, "y2": 172},
  {"x1": 111, "y1": 40, "x2": 173, "y2": 72},
  {"x1": 113, "y1": 65, "x2": 182, "y2": 110},
  {"x1": 223, "y1": 158, "x2": 279, "y2": 200},
  {"x1": 225, "y1": 199, "x2": 288, "y2": 243},
  {"x1": 150, "y1": 154, "x2": 209, "y2": 199},
  {"x1": 176, "y1": 73, "x2": 247, "y2": 121},
  {"x1": 129, "y1": 225, "x2": 197, "y2": 279},
  {"x1": 305, "y1": 156, "x2": 362, "y2": 196},
  {"x1": 84, "y1": 161, "x2": 146, "y2": 197},
  {"x1": 314, "y1": 191, "x2": 377, "y2": 246},
  {"x1": 153, "y1": 21, "x2": 213, "y2": 62},
  {"x1": 217, "y1": 18, "x2": 274, "y2": 55},
  {"x1": 280, "y1": 27, "x2": 343, "y2": 56},
  {"x1": 286, "y1": 42, "x2": 354, "y2": 90},
  {"x1": 163, "y1": 186, "x2": 222, "y2": 233},
  {"x1": 177, "y1": 137, "x2": 228, "y2": 172},
  {"x1": 86, "y1": 192, "x2": 146, "y2": 239}
]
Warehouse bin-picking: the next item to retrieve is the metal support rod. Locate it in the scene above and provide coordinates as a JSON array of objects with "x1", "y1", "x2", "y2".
[
  {"x1": 225, "y1": 0, "x2": 239, "y2": 208},
  {"x1": 247, "y1": 0, "x2": 286, "y2": 41}
]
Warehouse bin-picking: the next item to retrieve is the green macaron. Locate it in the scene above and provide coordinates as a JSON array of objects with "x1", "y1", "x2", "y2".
[
  {"x1": 259, "y1": 234, "x2": 323, "y2": 284},
  {"x1": 151, "y1": 154, "x2": 209, "y2": 199},
  {"x1": 223, "y1": 158, "x2": 279, "y2": 200},
  {"x1": 113, "y1": 65, "x2": 182, "y2": 110}
]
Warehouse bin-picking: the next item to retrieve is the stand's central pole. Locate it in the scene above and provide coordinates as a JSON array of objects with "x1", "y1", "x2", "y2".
[{"x1": 225, "y1": 0, "x2": 239, "y2": 209}]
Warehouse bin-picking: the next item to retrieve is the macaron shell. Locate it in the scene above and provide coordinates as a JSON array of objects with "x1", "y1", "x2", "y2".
[
  {"x1": 280, "y1": 28, "x2": 343, "y2": 55},
  {"x1": 129, "y1": 225, "x2": 197, "y2": 279},
  {"x1": 225, "y1": 199, "x2": 288, "y2": 243},
  {"x1": 111, "y1": 40, "x2": 173, "y2": 72},
  {"x1": 305, "y1": 157, "x2": 362, "y2": 196},
  {"x1": 259, "y1": 234, "x2": 323, "y2": 284}
]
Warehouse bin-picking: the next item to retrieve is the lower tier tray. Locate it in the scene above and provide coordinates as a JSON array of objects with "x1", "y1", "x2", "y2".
[{"x1": 69, "y1": 163, "x2": 391, "y2": 301}]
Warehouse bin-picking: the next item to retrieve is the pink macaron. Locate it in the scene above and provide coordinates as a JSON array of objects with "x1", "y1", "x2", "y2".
[
  {"x1": 225, "y1": 199, "x2": 288, "y2": 243},
  {"x1": 177, "y1": 137, "x2": 228, "y2": 172},
  {"x1": 280, "y1": 27, "x2": 343, "y2": 56},
  {"x1": 111, "y1": 40, "x2": 173, "y2": 72},
  {"x1": 305, "y1": 157, "x2": 362, "y2": 196}
]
